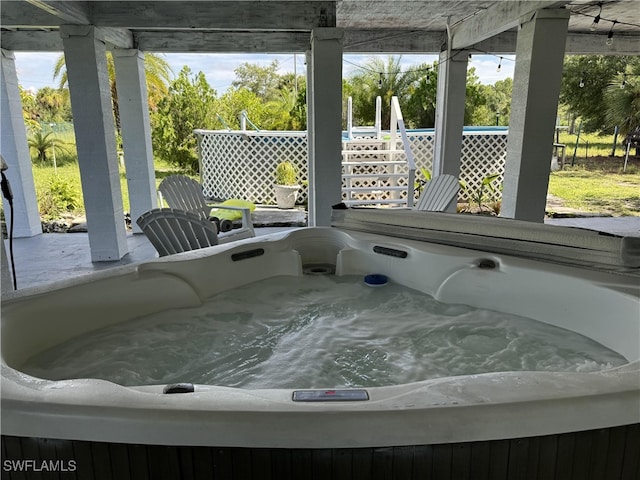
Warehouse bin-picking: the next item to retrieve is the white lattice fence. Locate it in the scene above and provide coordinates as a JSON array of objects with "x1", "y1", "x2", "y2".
[
  {"x1": 196, "y1": 130, "x2": 308, "y2": 204},
  {"x1": 459, "y1": 132, "x2": 508, "y2": 202},
  {"x1": 196, "y1": 129, "x2": 508, "y2": 205}
]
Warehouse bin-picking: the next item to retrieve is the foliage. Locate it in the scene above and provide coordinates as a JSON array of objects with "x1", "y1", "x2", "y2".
[
  {"x1": 27, "y1": 130, "x2": 71, "y2": 165},
  {"x1": 347, "y1": 56, "x2": 421, "y2": 129},
  {"x1": 53, "y1": 51, "x2": 172, "y2": 134},
  {"x1": 414, "y1": 167, "x2": 432, "y2": 194},
  {"x1": 232, "y1": 60, "x2": 283, "y2": 102},
  {"x1": 20, "y1": 86, "x2": 71, "y2": 125},
  {"x1": 36, "y1": 174, "x2": 81, "y2": 220},
  {"x1": 460, "y1": 173, "x2": 500, "y2": 213},
  {"x1": 559, "y1": 56, "x2": 636, "y2": 133},
  {"x1": 151, "y1": 66, "x2": 218, "y2": 173},
  {"x1": 275, "y1": 161, "x2": 298, "y2": 185},
  {"x1": 473, "y1": 78, "x2": 513, "y2": 126},
  {"x1": 604, "y1": 64, "x2": 640, "y2": 137},
  {"x1": 216, "y1": 87, "x2": 269, "y2": 130},
  {"x1": 345, "y1": 56, "x2": 500, "y2": 129},
  {"x1": 19, "y1": 86, "x2": 40, "y2": 130},
  {"x1": 402, "y1": 65, "x2": 438, "y2": 128}
]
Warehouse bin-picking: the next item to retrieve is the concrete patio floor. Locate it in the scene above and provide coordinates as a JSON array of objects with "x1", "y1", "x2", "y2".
[{"x1": 2, "y1": 215, "x2": 639, "y2": 291}]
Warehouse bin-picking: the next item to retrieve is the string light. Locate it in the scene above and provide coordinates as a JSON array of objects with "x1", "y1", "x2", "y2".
[
  {"x1": 621, "y1": 74, "x2": 627, "y2": 89},
  {"x1": 606, "y1": 20, "x2": 617, "y2": 45},
  {"x1": 378, "y1": 73, "x2": 383, "y2": 89},
  {"x1": 579, "y1": 73, "x2": 585, "y2": 88},
  {"x1": 590, "y1": 3, "x2": 602, "y2": 31},
  {"x1": 497, "y1": 57, "x2": 503, "y2": 73}
]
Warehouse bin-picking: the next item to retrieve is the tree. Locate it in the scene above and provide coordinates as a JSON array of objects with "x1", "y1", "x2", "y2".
[
  {"x1": 53, "y1": 52, "x2": 172, "y2": 132},
  {"x1": 232, "y1": 60, "x2": 282, "y2": 102},
  {"x1": 402, "y1": 63, "x2": 438, "y2": 128},
  {"x1": 603, "y1": 59, "x2": 640, "y2": 138},
  {"x1": 347, "y1": 56, "x2": 422, "y2": 129},
  {"x1": 34, "y1": 87, "x2": 71, "y2": 123},
  {"x1": 462, "y1": 67, "x2": 488, "y2": 125},
  {"x1": 216, "y1": 87, "x2": 268, "y2": 130},
  {"x1": 27, "y1": 130, "x2": 70, "y2": 165},
  {"x1": 560, "y1": 55, "x2": 632, "y2": 133},
  {"x1": 473, "y1": 78, "x2": 513, "y2": 126},
  {"x1": 151, "y1": 66, "x2": 217, "y2": 173},
  {"x1": 20, "y1": 86, "x2": 40, "y2": 129}
]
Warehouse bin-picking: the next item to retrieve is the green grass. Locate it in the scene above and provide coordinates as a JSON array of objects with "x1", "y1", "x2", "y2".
[
  {"x1": 548, "y1": 156, "x2": 640, "y2": 216},
  {"x1": 555, "y1": 130, "x2": 635, "y2": 161},
  {"x1": 31, "y1": 157, "x2": 187, "y2": 220}
]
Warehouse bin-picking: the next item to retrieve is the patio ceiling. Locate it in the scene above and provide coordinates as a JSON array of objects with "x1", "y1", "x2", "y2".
[{"x1": 1, "y1": 0, "x2": 639, "y2": 54}]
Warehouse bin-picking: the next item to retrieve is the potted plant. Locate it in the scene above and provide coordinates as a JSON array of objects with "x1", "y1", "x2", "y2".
[{"x1": 274, "y1": 161, "x2": 300, "y2": 209}]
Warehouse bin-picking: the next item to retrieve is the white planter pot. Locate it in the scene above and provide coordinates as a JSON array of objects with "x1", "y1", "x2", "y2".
[{"x1": 274, "y1": 184, "x2": 300, "y2": 209}]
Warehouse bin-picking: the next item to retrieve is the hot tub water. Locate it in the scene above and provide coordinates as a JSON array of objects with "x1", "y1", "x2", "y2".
[{"x1": 21, "y1": 275, "x2": 627, "y2": 388}]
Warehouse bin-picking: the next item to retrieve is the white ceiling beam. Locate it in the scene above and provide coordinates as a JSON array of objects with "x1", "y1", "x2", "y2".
[
  {"x1": 1, "y1": 0, "x2": 62, "y2": 27},
  {"x1": 89, "y1": 1, "x2": 336, "y2": 30},
  {"x1": 133, "y1": 31, "x2": 311, "y2": 53},
  {"x1": 1, "y1": 28, "x2": 638, "y2": 55},
  {"x1": 450, "y1": 0, "x2": 569, "y2": 50},
  {"x1": 0, "y1": 30, "x2": 62, "y2": 50},
  {"x1": 0, "y1": 27, "x2": 132, "y2": 50},
  {"x1": 343, "y1": 30, "x2": 445, "y2": 53},
  {"x1": 99, "y1": 27, "x2": 133, "y2": 49},
  {"x1": 23, "y1": 0, "x2": 90, "y2": 24}
]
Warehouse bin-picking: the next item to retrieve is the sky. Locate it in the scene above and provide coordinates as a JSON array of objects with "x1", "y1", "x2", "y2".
[{"x1": 13, "y1": 51, "x2": 515, "y2": 94}]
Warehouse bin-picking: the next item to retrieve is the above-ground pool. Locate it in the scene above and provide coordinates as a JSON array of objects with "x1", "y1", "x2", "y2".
[{"x1": 2, "y1": 212, "x2": 639, "y2": 478}]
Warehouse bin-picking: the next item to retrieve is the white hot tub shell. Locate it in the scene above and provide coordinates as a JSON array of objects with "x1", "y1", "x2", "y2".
[{"x1": 2, "y1": 223, "x2": 639, "y2": 451}]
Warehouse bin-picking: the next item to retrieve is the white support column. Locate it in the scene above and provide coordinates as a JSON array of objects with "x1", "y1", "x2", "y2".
[
  {"x1": 113, "y1": 49, "x2": 157, "y2": 233},
  {"x1": 432, "y1": 49, "x2": 468, "y2": 175},
  {"x1": 305, "y1": 49, "x2": 316, "y2": 224},
  {"x1": 500, "y1": 9, "x2": 570, "y2": 222},
  {"x1": 0, "y1": 49, "x2": 42, "y2": 237},
  {"x1": 61, "y1": 25, "x2": 128, "y2": 261},
  {"x1": 308, "y1": 28, "x2": 343, "y2": 227}
]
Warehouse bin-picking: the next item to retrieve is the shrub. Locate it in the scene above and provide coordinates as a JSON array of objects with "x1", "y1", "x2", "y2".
[{"x1": 37, "y1": 175, "x2": 80, "y2": 219}]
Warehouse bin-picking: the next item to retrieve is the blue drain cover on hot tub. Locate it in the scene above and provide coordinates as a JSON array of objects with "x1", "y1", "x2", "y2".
[{"x1": 364, "y1": 274, "x2": 388, "y2": 286}]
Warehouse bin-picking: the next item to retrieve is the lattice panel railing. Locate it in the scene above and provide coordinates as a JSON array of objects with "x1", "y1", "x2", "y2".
[
  {"x1": 459, "y1": 133, "x2": 508, "y2": 202},
  {"x1": 196, "y1": 130, "x2": 508, "y2": 206},
  {"x1": 197, "y1": 131, "x2": 308, "y2": 204}
]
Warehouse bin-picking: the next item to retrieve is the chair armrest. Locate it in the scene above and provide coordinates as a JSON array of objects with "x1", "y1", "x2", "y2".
[{"x1": 210, "y1": 205, "x2": 255, "y2": 237}]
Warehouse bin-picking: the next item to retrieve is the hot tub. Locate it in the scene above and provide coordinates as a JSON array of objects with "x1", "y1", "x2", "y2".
[{"x1": 2, "y1": 212, "x2": 639, "y2": 478}]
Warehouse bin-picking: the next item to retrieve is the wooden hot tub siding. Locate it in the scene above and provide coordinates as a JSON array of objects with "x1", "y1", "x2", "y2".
[{"x1": 2, "y1": 424, "x2": 639, "y2": 479}]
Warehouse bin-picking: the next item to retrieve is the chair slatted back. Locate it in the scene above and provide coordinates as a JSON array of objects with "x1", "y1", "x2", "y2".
[
  {"x1": 158, "y1": 175, "x2": 210, "y2": 219},
  {"x1": 136, "y1": 208, "x2": 218, "y2": 257},
  {"x1": 414, "y1": 174, "x2": 460, "y2": 212}
]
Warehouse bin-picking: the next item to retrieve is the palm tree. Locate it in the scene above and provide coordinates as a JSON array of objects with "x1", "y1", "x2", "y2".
[
  {"x1": 349, "y1": 56, "x2": 422, "y2": 129},
  {"x1": 27, "y1": 130, "x2": 69, "y2": 166},
  {"x1": 604, "y1": 63, "x2": 640, "y2": 137},
  {"x1": 53, "y1": 52, "x2": 172, "y2": 132}
]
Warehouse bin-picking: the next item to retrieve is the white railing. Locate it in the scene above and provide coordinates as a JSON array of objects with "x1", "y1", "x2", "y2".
[
  {"x1": 341, "y1": 96, "x2": 416, "y2": 207},
  {"x1": 346, "y1": 96, "x2": 382, "y2": 140},
  {"x1": 390, "y1": 96, "x2": 416, "y2": 207}
]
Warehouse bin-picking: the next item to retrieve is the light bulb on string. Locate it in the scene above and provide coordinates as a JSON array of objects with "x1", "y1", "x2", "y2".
[
  {"x1": 621, "y1": 74, "x2": 627, "y2": 89},
  {"x1": 378, "y1": 73, "x2": 383, "y2": 89},
  {"x1": 497, "y1": 57, "x2": 502, "y2": 73},
  {"x1": 579, "y1": 74, "x2": 585, "y2": 88},
  {"x1": 606, "y1": 20, "x2": 617, "y2": 45},
  {"x1": 590, "y1": 3, "x2": 602, "y2": 31}
]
